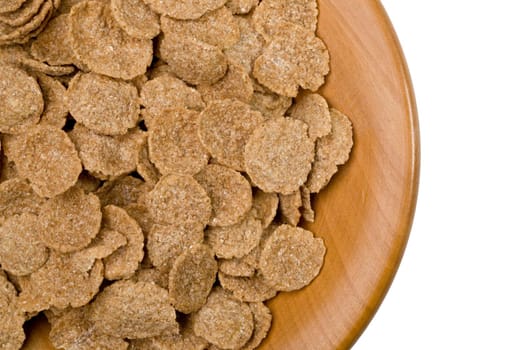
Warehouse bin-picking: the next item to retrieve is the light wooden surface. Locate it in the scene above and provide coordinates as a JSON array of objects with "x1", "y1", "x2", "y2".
[
  {"x1": 22, "y1": 0, "x2": 419, "y2": 349},
  {"x1": 262, "y1": 0, "x2": 419, "y2": 348}
]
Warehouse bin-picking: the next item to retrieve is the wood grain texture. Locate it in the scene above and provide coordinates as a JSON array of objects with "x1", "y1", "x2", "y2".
[
  {"x1": 262, "y1": 0, "x2": 419, "y2": 349},
  {"x1": 21, "y1": 0, "x2": 419, "y2": 349}
]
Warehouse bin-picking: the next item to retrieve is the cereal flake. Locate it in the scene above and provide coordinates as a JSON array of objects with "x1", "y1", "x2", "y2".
[
  {"x1": 39, "y1": 186, "x2": 102, "y2": 253},
  {"x1": 102, "y1": 205, "x2": 145, "y2": 280},
  {"x1": 36, "y1": 73, "x2": 68, "y2": 129},
  {"x1": 49, "y1": 306, "x2": 129, "y2": 350},
  {"x1": 218, "y1": 271, "x2": 277, "y2": 302},
  {"x1": 89, "y1": 279, "x2": 179, "y2": 339},
  {"x1": 0, "y1": 46, "x2": 76, "y2": 76},
  {"x1": 251, "y1": 189, "x2": 279, "y2": 229},
  {"x1": 252, "y1": 0, "x2": 318, "y2": 39},
  {"x1": 0, "y1": 65, "x2": 43, "y2": 134},
  {"x1": 278, "y1": 190, "x2": 302, "y2": 226},
  {"x1": 193, "y1": 287, "x2": 254, "y2": 349},
  {"x1": 0, "y1": 0, "x2": 26, "y2": 14},
  {"x1": 137, "y1": 142, "x2": 161, "y2": 184},
  {"x1": 197, "y1": 63, "x2": 254, "y2": 104},
  {"x1": 241, "y1": 302, "x2": 272, "y2": 350},
  {"x1": 218, "y1": 252, "x2": 256, "y2": 278},
  {"x1": 0, "y1": 213, "x2": 49, "y2": 276},
  {"x1": 69, "y1": 125, "x2": 146, "y2": 179},
  {"x1": 69, "y1": 0, "x2": 153, "y2": 79},
  {"x1": 0, "y1": 0, "x2": 45, "y2": 27},
  {"x1": 300, "y1": 185, "x2": 315, "y2": 222},
  {"x1": 148, "y1": 108, "x2": 209, "y2": 176},
  {"x1": 123, "y1": 203, "x2": 155, "y2": 239},
  {"x1": 0, "y1": 0, "x2": 53, "y2": 46},
  {"x1": 11, "y1": 125, "x2": 82, "y2": 197},
  {"x1": 205, "y1": 215, "x2": 263, "y2": 259},
  {"x1": 67, "y1": 72, "x2": 140, "y2": 136},
  {"x1": 129, "y1": 320, "x2": 208, "y2": 350},
  {"x1": 289, "y1": 92, "x2": 332, "y2": 140},
  {"x1": 253, "y1": 23, "x2": 329, "y2": 97},
  {"x1": 158, "y1": 33, "x2": 227, "y2": 86},
  {"x1": 147, "y1": 223, "x2": 204, "y2": 268},
  {"x1": 244, "y1": 117, "x2": 314, "y2": 194},
  {"x1": 74, "y1": 228, "x2": 127, "y2": 270},
  {"x1": 195, "y1": 164, "x2": 252, "y2": 227},
  {"x1": 250, "y1": 81, "x2": 293, "y2": 119},
  {"x1": 198, "y1": 99, "x2": 263, "y2": 171},
  {"x1": 225, "y1": 0, "x2": 258, "y2": 14},
  {"x1": 160, "y1": 7, "x2": 239, "y2": 49},
  {"x1": 168, "y1": 243, "x2": 217, "y2": 313},
  {"x1": 143, "y1": 0, "x2": 226, "y2": 20},
  {"x1": 0, "y1": 272, "x2": 26, "y2": 350},
  {"x1": 224, "y1": 16, "x2": 264, "y2": 73},
  {"x1": 110, "y1": 0, "x2": 160, "y2": 39},
  {"x1": 96, "y1": 176, "x2": 151, "y2": 207},
  {"x1": 145, "y1": 174, "x2": 211, "y2": 229},
  {"x1": 306, "y1": 108, "x2": 354, "y2": 192},
  {"x1": 140, "y1": 74, "x2": 205, "y2": 118},
  {"x1": 18, "y1": 251, "x2": 104, "y2": 312},
  {"x1": 259, "y1": 224, "x2": 325, "y2": 291},
  {"x1": 0, "y1": 177, "x2": 45, "y2": 220},
  {"x1": 30, "y1": 14, "x2": 81, "y2": 67}
]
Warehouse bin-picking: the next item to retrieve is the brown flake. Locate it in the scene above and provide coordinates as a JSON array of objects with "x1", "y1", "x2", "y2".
[
  {"x1": 0, "y1": 65, "x2": 43, "y2": 134},
  {"x1": 145, "y1": 174, "x2": 211, "y2": 229},
  {"x1": 102, "y1": 205, "x2": 145, "y2": 280},
  {"x1": 206, "y1": 215, "x2": 263, "y2": 259},
  {"x1": 89, "y1": 279, "x2": 179, "y2": 339},
  {"x1": 244, "y1": 117, "x2": 314, "y2": 194},
  {"x1": 198, "y1": 99, "x2": 263, "y2": 171},
  {"x1": 69, "y1": 0, "x2": 153, "y2": 79},
  {"x1": 259, "y1": 224, "x2": 325, "y2": 291},
  {"x1": 253, "y1": 23, "x2": 329, "y2": 97},
  {"x1": 69, "y1": 125, "x2": 146, "y2": 179},
  {"x1": 39, "y1": 186, "x2": 102, "y2": 253},
  {"x1": 168, "y1": 243, "x2": 217, "y2": 313},
  {"x1": 306, "y1": 108, "x2": 354, "y2": 192},
  {"x1": 147, "y1": 108, "x2": 208, "y2": 176},
  {"x1": 0, "y1": 213, "x2": 49, "y2": 276},
  {"x1": 193, "y1": 287, "x2": 254, "y2": 349},
  {"x1": 67, "y1": 72, "x2": 140, "y2": 136},
  {"x1": 195, "y1": 164, "x2": 252, "y2": 227}
]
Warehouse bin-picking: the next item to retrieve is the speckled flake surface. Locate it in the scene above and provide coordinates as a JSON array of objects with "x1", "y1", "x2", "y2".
[
  {"x1": 69, "y1": 0, "x2": 152, "y2": 79},
  {"x1": 245, "y1": 117, "x2": 315, "y2": 194},
  {"x1": 147, "y1": 108, "x2": 209, "y2": 176},
  {"x1": 146, "y1": 174, "x2": 211, "y2": 228},
  {"x1": 168, "y1": 243, "x2": 217, "y2": 313},
  {"x1": 253, "y1": 22, "x2": 329, "y2": 97},
  {"x1": 193, "y1": 287, "x2": 254, "y2": 349},
  {"x1": 306, "y1": 108, "x2": 354, "y2": 192},
  {"x1": 67, "y1": 72, "x2": 140, "y2": 136},
  {"x1": 38, "y1": 186, "x2": 102, "y2": 253},
  {"x1": 259, "y1": 225, "x2": 326, "y2": 292},
  {"x1": 198, "y1": 99, "x2": 263, "y2": 171},
  {"x1": 0, "y1": 65, "x2": 43, "y2": 134},
  {"x1": 88, "y1": 279, "x2": 178, "y2": 339},
  {"x1": 195, "y1": 164, "x2": 252, "y2": 227}
]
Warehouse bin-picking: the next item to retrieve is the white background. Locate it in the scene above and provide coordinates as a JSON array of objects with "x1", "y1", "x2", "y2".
[{"x1": 355, "y1": 1, "x2": 525, "y2": 349}]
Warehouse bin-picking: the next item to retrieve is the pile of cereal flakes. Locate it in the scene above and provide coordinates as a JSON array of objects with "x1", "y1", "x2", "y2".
[{"x1": 0, "y1": 0, "x2": 354, "y2": 348}]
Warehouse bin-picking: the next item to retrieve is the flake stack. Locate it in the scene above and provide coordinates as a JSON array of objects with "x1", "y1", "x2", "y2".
[
  {"x1": 0, "y1": 0, "x2": 58, "y2": 46},
  {"x1": 0, "y1": 0, "x2": 354, "y2": 349}
]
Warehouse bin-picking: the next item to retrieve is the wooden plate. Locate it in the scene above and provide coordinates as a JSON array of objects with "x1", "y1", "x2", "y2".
[{"x1": 22, "y1": 0, "x2": 419, "y2": 349}]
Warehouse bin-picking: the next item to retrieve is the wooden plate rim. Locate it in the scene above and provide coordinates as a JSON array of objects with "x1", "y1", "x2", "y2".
[{"x1": 341, "y1": 1, "x2": 420, "y2": 348}]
